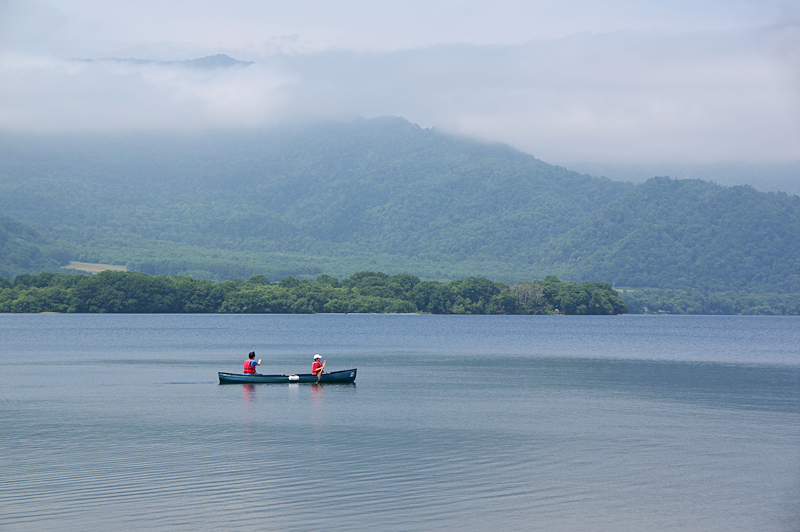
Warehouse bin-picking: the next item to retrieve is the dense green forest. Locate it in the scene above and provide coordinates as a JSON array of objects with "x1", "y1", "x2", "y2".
[
  {"x1": 0, "y1": 270, "x2": 627, "y2": 315},
  {"x1": 546, "y1": 177, "x2": 800, "y2": 292},
  {"x1": 0, "y1": 117, "x2": 798, "y2": 295},
  {"x1": 619, "y1": 289, "x2": 800, "y2": 315},
  {"x1": 0, "y1": 215, "x2": 65, "y2": 279}
]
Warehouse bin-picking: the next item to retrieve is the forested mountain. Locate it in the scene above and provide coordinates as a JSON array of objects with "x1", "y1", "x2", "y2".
[
  {"x1": 0, "y1": 117, "x2": 797, "y2": 293},
  {"x1": 544, "y1": 177, "x2": 800, "y2": 292},
  {"x1": 0, "y1": 215, "x2": 65, "y2": 279}
]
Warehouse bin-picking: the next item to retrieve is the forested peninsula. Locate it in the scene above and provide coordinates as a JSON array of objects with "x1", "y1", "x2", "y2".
[{"x1": 1, "y1": 271, "x2": 627, "y2": 315}]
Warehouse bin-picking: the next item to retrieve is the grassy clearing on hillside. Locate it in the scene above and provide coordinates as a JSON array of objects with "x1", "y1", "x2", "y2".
[{"x1": 65, "y1": 261, "x2": 127, "y2": 274}]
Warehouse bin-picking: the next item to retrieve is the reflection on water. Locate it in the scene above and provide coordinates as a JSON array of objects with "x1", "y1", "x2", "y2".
[
  {"x1": 311, "y1": 382, "x2": 324, "y2": 402},
  {"x1": 310, "y1": 383, "x2": 325, "y2": 442},
  {"x1": 242, "y1": 383, "x2": 256, "y2": 404},
  {"x1": 240, "y1": 384, "x2": 257, "y2": 452}
]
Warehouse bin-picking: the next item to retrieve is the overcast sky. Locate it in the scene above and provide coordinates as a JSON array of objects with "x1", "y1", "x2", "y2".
[{"x1": 1, "y1": 0, "x2": 799, "y2": 177}]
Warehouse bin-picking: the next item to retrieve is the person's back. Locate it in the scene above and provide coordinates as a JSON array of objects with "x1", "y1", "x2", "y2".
[{"x1": 244, "y1": 351, "x2": 261, "y2": 374}]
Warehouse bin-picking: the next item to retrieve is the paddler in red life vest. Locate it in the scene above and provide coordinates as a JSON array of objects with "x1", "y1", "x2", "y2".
[
  {"x1": 312, "y1": 354, "x2": 324, "y2": 378},
  {"x1": 243, "y1": 352, "x2": 261, "y2": 374}
]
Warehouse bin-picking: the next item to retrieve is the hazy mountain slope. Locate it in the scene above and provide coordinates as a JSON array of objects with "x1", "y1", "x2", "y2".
[
  {"x1": 0, "y1": 118, "x2": 628, "y2": 280},
  {"x1": 0, "y1": 117, "x2": 797, "y2": 291},
  {"x1": 0, "y1": 214, "x2": 64, "y2": 280},
  {"x1": 544, "y1": 177, "x2": 800, "y2": 292},
  {"x1": 0, "y1": 118, "x2": 626, "y2": 258}
]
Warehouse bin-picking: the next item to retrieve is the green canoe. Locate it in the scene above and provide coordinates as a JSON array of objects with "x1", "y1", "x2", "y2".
[{"x1": 218, "y1": 368, "x2": 357, "y2": 384}]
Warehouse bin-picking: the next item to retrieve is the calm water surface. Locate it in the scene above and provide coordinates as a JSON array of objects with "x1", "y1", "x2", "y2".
[{"x1": 1, "y1": 314, "x2": 798, "y2": 531}]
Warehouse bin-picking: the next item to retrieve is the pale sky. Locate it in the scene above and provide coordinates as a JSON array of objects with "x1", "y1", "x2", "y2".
[{"x1": 1, "y1": 0, "x2": 799, "y2": 174}]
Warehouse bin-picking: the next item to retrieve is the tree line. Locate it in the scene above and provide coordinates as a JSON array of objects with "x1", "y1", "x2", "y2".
[
  {"x1": 0, "y1": 270, "x2": 627, "y2": 315},
  {"x1": 619, "y1": 288, "x2": 800, "y2": 315}
]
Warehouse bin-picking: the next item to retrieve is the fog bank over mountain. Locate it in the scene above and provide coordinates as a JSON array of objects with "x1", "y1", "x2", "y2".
[{"x1": 1, "y1": 0, "x2": 798, "y2": 191}]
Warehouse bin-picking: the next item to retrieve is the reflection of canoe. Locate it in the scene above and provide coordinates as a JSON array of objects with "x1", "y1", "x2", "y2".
[{"x1": 218, "y1": 368, "x2": 357, "y2": 384}]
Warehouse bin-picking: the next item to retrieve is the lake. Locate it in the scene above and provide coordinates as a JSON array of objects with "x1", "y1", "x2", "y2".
[{"x1": 1, "y1": 314, "x2": 798, "y2": 531}]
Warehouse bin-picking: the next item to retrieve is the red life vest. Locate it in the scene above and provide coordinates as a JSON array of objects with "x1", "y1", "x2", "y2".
[{"x1": 244, "y1": 360, "x2": 256, "y2": 374}]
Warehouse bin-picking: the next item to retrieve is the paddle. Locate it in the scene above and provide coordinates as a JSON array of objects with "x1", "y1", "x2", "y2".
[{"x1": 317, "y1": 360, "x2": 326, "y2": 381}]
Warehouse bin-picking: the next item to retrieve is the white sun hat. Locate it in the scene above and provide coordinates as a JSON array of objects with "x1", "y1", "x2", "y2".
[{"x1": 314, "y1": 354, "x2": 321, "y2": 359}]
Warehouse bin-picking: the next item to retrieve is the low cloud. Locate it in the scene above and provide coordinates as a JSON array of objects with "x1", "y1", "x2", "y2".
[
  {"x1": 0, "y1": 55, "x2": 290, "y2": 129},
  {"x1": 1, "y1": 1, "x2": 798, "y2": 167}
]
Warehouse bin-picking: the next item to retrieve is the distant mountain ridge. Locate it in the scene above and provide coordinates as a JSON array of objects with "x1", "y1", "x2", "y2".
[
  {"x1": 0, "y1": 117, "x2": 797, "y2": 292},
  {"x1": 78, "y1": 54, "x2": 252, "y2": 69}
]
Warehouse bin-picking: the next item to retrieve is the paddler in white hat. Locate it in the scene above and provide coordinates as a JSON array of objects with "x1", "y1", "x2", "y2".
[{"x1": 312, "y1": 354, "x2": 326, "y2": 379}]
